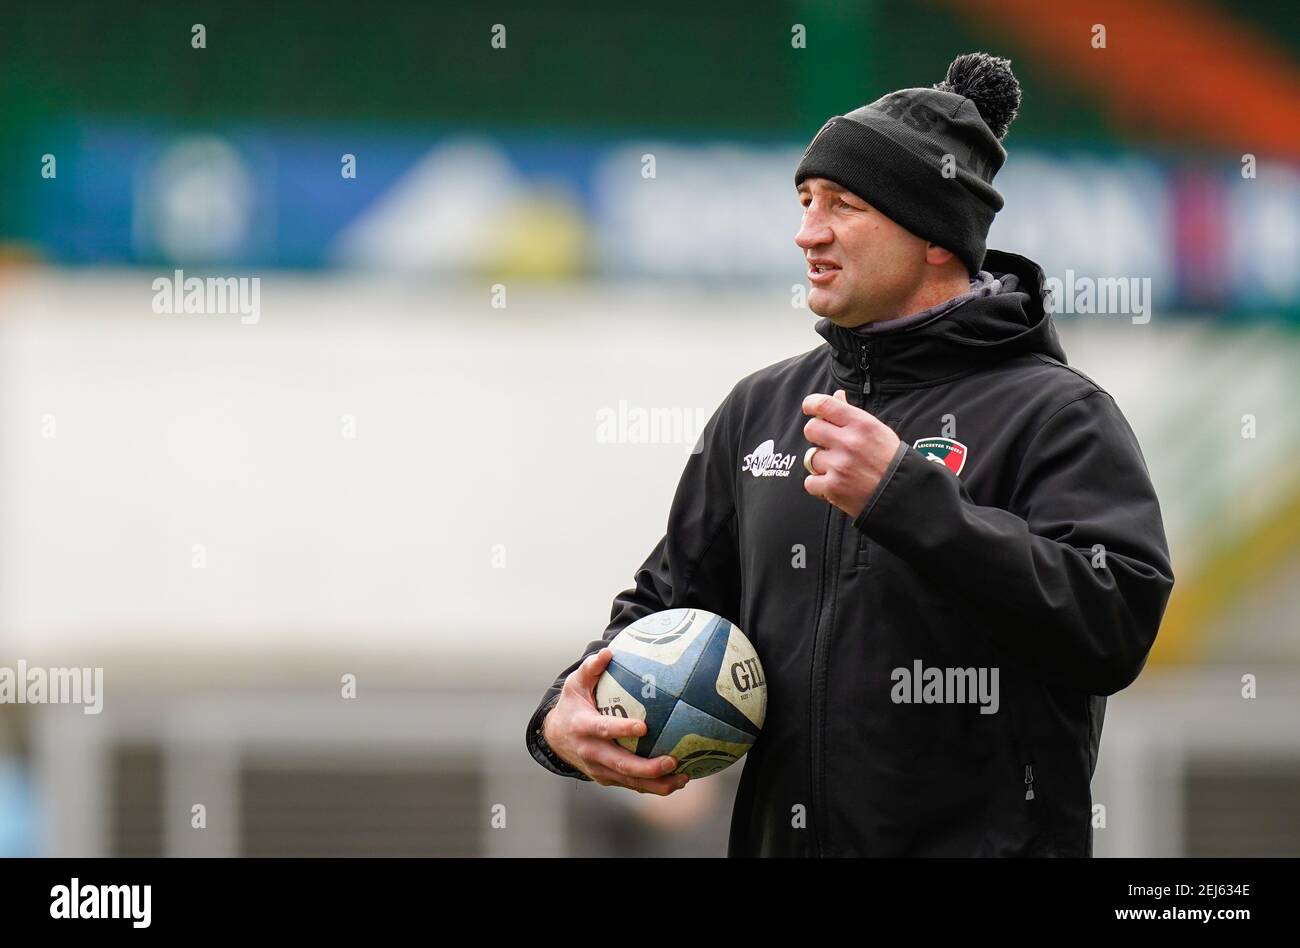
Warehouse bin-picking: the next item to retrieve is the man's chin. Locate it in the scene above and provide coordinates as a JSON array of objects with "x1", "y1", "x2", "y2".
[
  {"x1": 808, "y1": 293, "x2": 860, "y2": 326},
  {"x1": 807, "y1": 289, "x2": 839, "y2": 318},
  {"x1": 809, "y1": 294, "x2": 877, "y2": 329}
]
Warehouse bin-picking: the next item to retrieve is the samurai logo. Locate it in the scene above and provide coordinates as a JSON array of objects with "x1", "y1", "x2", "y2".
[
  {"x1": 742, "y1": 440, "x2": 797, "y2": 478},
  {"x1": 913, "y1": 437, "x2": 968, "y2": 476}
]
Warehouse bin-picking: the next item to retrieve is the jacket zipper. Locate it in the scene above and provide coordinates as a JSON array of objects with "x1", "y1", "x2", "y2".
[
  {"x1": 807, "y1": 502, "x2": 835, "y2": 856},
  {"x1": 853, "y1": 341, "x2": 874, "y2": 568},
  {"x1": 810, "y1": 340, "x2": 874, "y2": 852},
  {"x1": 857, "y1": 341, "x2": 872, "y2": 404}
]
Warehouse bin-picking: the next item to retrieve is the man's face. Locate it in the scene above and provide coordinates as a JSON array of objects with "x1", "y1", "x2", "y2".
[{"x1": 795, "y1": 177, "x2": 929, "y2": 327}]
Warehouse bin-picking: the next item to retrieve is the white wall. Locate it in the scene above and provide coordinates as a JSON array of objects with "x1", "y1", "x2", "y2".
[{"x1": 0, "y1": 270, "x2": 1295, "y2": 684}]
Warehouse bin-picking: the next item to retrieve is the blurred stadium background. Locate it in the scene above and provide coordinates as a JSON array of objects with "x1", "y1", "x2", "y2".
[{"x1": 0, "y1": 1, "x2": 1297, "y2": 857}]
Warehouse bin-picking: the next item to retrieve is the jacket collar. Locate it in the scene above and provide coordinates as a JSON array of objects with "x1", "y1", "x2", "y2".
[{"x1": 813, "y1": 249, "x2": 1063, "y2": 392}]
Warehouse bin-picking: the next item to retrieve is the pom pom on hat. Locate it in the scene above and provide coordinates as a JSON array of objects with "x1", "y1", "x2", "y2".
[{"x1": 934, "y1": 52, "x2": 1022, "y2": 140}]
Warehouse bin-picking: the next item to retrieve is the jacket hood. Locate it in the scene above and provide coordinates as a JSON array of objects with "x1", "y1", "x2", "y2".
[{"x1": 814, "y1": 249, "x2": 1066, "y2": 390}]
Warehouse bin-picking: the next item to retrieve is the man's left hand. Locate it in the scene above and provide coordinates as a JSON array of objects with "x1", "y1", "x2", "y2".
[{"x1": 801, "y1": 389, "x2": 903, "y2": 520}]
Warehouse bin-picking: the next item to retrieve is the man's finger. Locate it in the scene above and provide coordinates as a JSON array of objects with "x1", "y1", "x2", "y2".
[
  {"x1": 569, "y1": 647, "x2": 613, "y2": 695},
  {"x1": 590, "y1": 744, "x2": 680, "y2": 780},
  {"x1": 587, "y1": 762, "x2": 689, "y2": 795},
  {"x1": 803, "y1": 416, "x2": 840, "y2": 449},
  {"x1": 577, "y1": 708, "x2": 648, "y2": 742},
  {"x1": 802, "y1": 391, "x2": 856, "y2": 426},
  {"x1": 803, "y1": 471, "x2": 833, "y2": 504}
]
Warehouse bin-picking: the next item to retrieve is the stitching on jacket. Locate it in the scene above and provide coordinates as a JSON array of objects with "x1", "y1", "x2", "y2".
[
  {"x1": 1009, "y1": 388, "x2": 1107, "y2": 489},
  {"x1": 683, "y1": 387, "x2": 741, "y2": 602},
  {"x1": 681, "y1": 506, "x2": 738, "y2": 602},
  {"x1": 1084, "y1": 693, "x2": 1095, "y2": 854},
  {"x1": 1029, "y1": 351, "x2": 1105, "y2": 390}
]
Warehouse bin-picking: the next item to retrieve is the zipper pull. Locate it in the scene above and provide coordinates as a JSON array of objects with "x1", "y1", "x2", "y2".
[
  {"x1": 857, "y1": 341, "x2": 871, "y2": 399},
  {"x1": 1024, "y1": 763, "x2": 1035, "y2": 801}
]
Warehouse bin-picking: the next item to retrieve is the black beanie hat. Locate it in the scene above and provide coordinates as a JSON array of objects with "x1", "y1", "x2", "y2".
[{"x1": 794, "y1": 52, "x2": 1022, "y2": 276}]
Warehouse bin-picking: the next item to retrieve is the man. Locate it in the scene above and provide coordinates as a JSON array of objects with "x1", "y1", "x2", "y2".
[{"x1": 525, "y1": 53, "x2": 1174, "y2": 856}]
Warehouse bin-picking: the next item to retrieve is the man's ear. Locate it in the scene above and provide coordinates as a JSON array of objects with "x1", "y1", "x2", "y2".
[{"x1": 925, "y1": 243, "x2": 957, "y2": 266}]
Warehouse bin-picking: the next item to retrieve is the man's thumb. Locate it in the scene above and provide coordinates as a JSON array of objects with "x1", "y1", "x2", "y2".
[
  {"x1": 577, "y1": 647, "x2": 612, "y2": 690},
  {"x1": 834, "y1": 389, "x2": 848, "y2": 401}
]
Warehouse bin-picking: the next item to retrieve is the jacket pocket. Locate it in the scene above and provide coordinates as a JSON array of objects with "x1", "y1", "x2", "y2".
[
  {"x1": 1013, "y1": 684, "x2": 1039, "y2": 809},
  {"x1": 1004, "y1": 669, "x2": 1038, "y2": 798},
  {"x1": 1022, "y1": 760, "x2": 1037, "y2": 802},
  {"x1": 853, "y1": 529, "x2": 871, "y2": 569}
]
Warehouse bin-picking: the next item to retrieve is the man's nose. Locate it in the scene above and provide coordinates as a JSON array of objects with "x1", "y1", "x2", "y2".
[{"x1": 794, "y1": 213, "x2": 831, "y2": 250}]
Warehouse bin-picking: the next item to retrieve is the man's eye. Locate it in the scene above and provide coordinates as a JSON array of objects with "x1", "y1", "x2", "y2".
[{"x1": 838, "y1": 199, "x2": 858, "y2": 210}]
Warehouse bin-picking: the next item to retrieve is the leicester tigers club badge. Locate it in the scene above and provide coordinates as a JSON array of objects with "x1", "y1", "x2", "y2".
[{"x1": 913, "y1": 437, "x2": 968, "y2": 476}]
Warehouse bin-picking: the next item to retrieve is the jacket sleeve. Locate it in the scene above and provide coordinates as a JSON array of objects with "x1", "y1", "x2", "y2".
[
  {"x1": 524, "y1": 389, "x2": 744, "y2": 778},
  {"x1": 854, "y1": 389, "x2": 1174, "y2": 696}
]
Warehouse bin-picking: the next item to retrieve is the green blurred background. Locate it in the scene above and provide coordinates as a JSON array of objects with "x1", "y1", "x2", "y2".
[{"x1": 0, "y1": 0, "x2": 1297, "y2": 857}]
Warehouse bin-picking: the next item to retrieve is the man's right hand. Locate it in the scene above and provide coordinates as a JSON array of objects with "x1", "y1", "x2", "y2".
[{"x1": 542, "y1": 646, "x2": 690, "y2": 795}]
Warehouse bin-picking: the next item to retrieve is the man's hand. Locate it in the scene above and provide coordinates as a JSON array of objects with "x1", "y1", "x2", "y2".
[
  {"x1": 801, "y1": 389, "x2": 903, "y2": 520},
  {"x1": 542, "y1": 647, "x2": 690, "y2": 795}
]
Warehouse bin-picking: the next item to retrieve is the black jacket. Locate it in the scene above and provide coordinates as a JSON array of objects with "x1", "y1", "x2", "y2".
[{"x1": 525, "y1": 250, "x2": 1174, "y2": 857}]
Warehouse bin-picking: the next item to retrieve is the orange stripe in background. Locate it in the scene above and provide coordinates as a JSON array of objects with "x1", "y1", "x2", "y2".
[{"x1": 937, "y1": 0, "x2": 1300, "y2": 160}]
